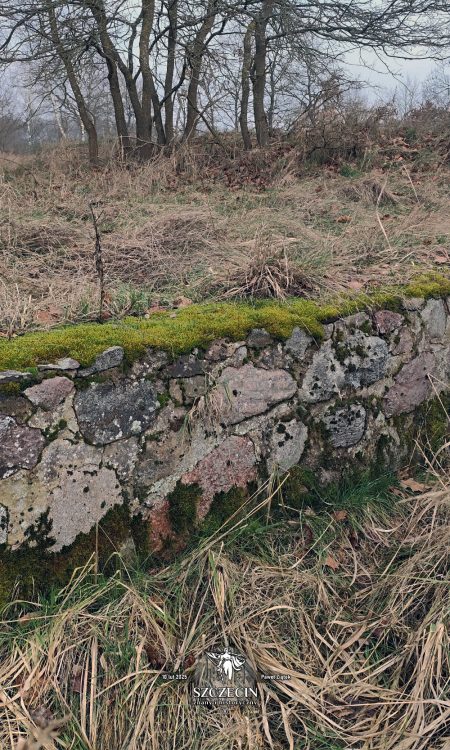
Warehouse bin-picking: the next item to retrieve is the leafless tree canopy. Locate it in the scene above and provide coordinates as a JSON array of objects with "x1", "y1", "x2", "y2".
[{"x1": 0, "y1": 0, "x2": 449, "y2": 162}]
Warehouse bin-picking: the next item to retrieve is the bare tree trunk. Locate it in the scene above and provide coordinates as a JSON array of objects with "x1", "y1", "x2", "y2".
[
  {"x1": 252, "y1": 0, "x2": 274, "y2": 148},
  {"x1": 164, "y1": 0, "x2": 178, "y2": 144},
  {"x1": 105, "y1": 57, "x2": 131, "y2": 154},
  {"x1": 267, "y1": 55, "x2": 276, "y2": 136},
  {"x1": 88, "y1": 1, "x2": 150, "y2": 154},
  {"x1": 184, "y1": 1, "x2": 216, "y2": 142},
  {"x1": 240, "y1": 21, "x2": 254, "y2": 150},
  {"x1": 47, "y1": 3, "x2": 98, "y2": 164},
  {"x1": 89, "y1": 7, "x2": 130, "y2": 153},
  {"x1": 140, "y1": 0, "x2": 165, "y2": 150},
  {"x1": 51, "y1": 92, "x2": 67, "y2": 140}
]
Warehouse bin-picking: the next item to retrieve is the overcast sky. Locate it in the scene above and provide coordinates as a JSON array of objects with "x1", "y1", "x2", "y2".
[{"x1": 344, "y1": 48, "x2": 439, "y2": 102}]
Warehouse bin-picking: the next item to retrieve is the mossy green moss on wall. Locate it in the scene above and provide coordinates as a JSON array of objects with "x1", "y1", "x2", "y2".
[
  {"x1": 201, "y1": 486, "x2": 250, "y2": 537},
  {"x1": 414, "y1": 391, "x2": 450, "y2": 456},
  {"x1": 0, "y1": 504, "x2": 132, "y2": 610},
  {"x1": 167, "y1": 481, "x2": 201, "y2": 535},
  {"x1": 0, "y1": 272, "x2": 448, "y2": 372}
]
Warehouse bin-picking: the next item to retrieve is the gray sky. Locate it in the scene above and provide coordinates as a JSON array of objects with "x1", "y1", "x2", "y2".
[{"x1": 344, "y1": 48, "x2": 438, "y2": 101}]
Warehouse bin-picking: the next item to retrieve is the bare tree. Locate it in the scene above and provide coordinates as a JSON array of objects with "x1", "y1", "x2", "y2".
[{"x1": 1, "y1": 0, "x2": 449, "y2": 160}]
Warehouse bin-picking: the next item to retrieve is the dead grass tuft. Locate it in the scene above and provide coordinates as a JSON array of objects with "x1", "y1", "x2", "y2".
[
  {"x1": 217, "y1": 243, "x2": 316, "y2": 300},
  {"x1": 342, "y1": 176, "x2": 399, "y2": 206}
]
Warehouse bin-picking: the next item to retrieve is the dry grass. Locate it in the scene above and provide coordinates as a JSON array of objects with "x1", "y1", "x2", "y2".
[
  {"x1": 0, "y1": 470, "x2": 449, "y2": 750},
  {"x1": 1, "y1": 140, "x2": 449, "y2": 333}
]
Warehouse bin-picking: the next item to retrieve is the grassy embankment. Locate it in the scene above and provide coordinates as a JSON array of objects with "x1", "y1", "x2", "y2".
[{"x1": 1, "y1": 138, "x2": 450, "y2": 336}]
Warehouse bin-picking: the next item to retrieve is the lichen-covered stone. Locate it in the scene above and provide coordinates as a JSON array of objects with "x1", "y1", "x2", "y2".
[
  {"x1": 322, "y1": 323, "x2": 334, "y2": 340},
  {"x1": 181, "y1": 375, "x2": 207, "y2": 404},
  {"x1": 169, "y1": 379, "x2": 183, "y2": 403},
  {"x1": 299, "y1": 342, "x2": 345, "y2": 403},
  {"x1": 205, "y1": 340, "x2": 229, "y2": 361},
  {"x1": 421, "y1": 299, "x2": 447, "y2": 342},
  {"x1": 343, "y1": 312, "x2": 371, "y2": 330},
  {"x1": 301, "y1": 333, "x2": 389, "y2": 402},
  {"x1": 167, "y1": 353, "x2": 205, "y2": 378},
  {"x1": 247, "y1": 328, "x2": 273, "y2": 348},
  {"x1": 104, "y1": 437, "x2": 141, "y2": 482},
  {"x1": 130, "y1": 348, "x2": 169, "y2": 379},
  {"x1": 28, "y1": 392, "x2": 78, "y2": 434},
  {"x1": 0, "y1": 394, "x2": 33, "y2": 423},
  {"x1": 384, "y1": 352, "x2": 435, "y2": 417},
  {"x1": 0, "y1": 370, "x2": 29, "y2": 384},
  {"x1": 257, "y1": 344, "x2": 288, "y2": 370},
  {"x1": 232, "y1": 403, "x2": 293, "y2": 440},
  {"x1": 374, "y1": 310, "x2": 404, "y2": 335},
  {"x1": 1, "y1": 440, "x2": 123, "y2": 551},
  {"x1": 145, "y1": 403, "x2": 187, "y2": 437},
  {"x1": 267, "y1": 419, "x2": 308, "y2": 472},
  {"x1": 140, "y1": 425, "x2": 220, "y2": 510},
  {"x1": 205, "y1": 340, "x2": 246, "y2": 362},
  {"x1": 227, "y1": 345, "x2": 248, "y2": 368},
  {"x1": 138, "y1": 429, "x2": 187, "y2": 487},
  {"x1": 38, "y1": 357, "x2": 80, "y2": 372},
  {"x1": 403, "y1": 297, "x2": 424, "y2": 311},
  {"x1": 74, "y1": 380, "x2": 158, "y2": 445},
  {"x1": 181, "y1": 435, "x2": 257, "y2": 518},
  {"x1": 0, "y1": 416, "x2": 44, "y2": 479},
  {"x1": 322, "y1": 404, "x2": 367, "y2": 448},
  {"x1": 392, "y1": 328, "x2": 414, "y2": 356},
  {"x1": 219, "y1": 364, "x2": 297, "y2": 425},
  {"x1": 78, "y1": 346, "x2": 124, "y2": 378},
  {"x1": 339, "y1": 332, "x2": 390, "y2": 388},
  {"x1": 25, "y1": 376, "x2": 74, "y2": 410},
  {"x1": 43, "y1": 441, "x2": 123, "y2": 550},
  {"x1": 0, "y1": 504, "x2": 7, "y2": 545},
  {"x1": 285, "y1": 327, "x2": 313, "y2": 358}
]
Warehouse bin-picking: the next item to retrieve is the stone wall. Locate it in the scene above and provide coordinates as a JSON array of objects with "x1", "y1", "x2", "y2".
[{"x1": 1, "y1": 295, "x2": 449, "y2": 575}]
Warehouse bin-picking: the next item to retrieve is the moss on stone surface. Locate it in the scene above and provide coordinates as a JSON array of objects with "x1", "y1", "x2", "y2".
[
  {"x1": 167, "y1": 481, "x2": 201, "y2": 535},
  {"x1": 0, "y1": 504, "x2": 131, "y2": 610},
  {"x1": 201, "y1": 486, "x2": 249, "y2": 536},
  {"x1": 282, "y1": 467, "x2": 317, "y2": 509},
  {"x1": 414, "y1": 392, "x2": 450, "y2": 456},
  {"x1": 0, "y1": 272, "x2": 448, "y2": 372}
]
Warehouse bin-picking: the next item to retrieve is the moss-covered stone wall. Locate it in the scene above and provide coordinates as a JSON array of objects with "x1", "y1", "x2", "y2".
[{"x1": 0, "y1": 276, "x2": 449, "y2": 604}]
